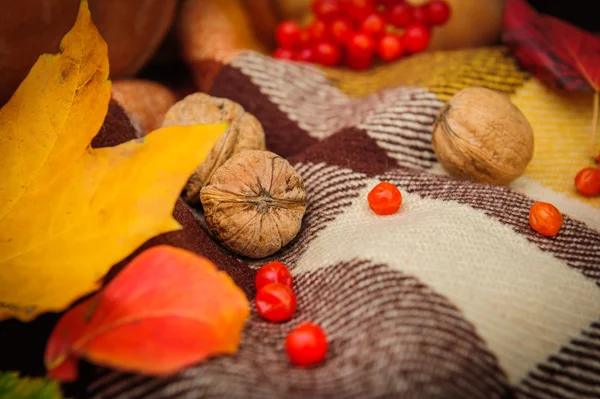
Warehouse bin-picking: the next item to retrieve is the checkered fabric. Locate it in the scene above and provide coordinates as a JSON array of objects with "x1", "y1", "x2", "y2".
[{"x1": 86, "y1": 47, "x2": 600, "y2": 399}]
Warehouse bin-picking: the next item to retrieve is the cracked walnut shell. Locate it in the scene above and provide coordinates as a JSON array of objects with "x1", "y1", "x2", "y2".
[
  {"x1": 200, "y1": 150, "x2": 307, "y2": 259},
  {"x1": 162, "y1": 93, "x2": 266, "y2": 203}
]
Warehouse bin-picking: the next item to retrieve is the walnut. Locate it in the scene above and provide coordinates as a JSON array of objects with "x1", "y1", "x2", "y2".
[
  {"x1": 200, "y1": 150, "x2": 307, "y2": 259},
  {"x1": 432, "y1": 87, "x2": 534, "y2": 185},
  {"x1": 162, "y1": 93, "x2": 266, "y2": 203}
]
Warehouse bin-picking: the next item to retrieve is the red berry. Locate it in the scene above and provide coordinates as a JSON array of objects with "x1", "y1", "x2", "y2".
[
  {"x1": 255, "y1": 261, "x2": 293, "y2": 291},
  {"x1": 307, "y1": 19, "x2": 329, "y2": 42},
  {"x1": 285, "y1": 322, "x2": 328, "y2": 367},
  {"x1": 347, "y1": 32, "x2": 376, "y2": 58},
  {"x1": 276, "y1": 20, "x2": 301, "y2": 48},
  {"x1": 404, "y1": 23, "x2": 430, "y2": 53},
  {"x1": 367, "y1": 182, "x2": 402, "y2": 215},
  {"x1": 425, "y1": 0, "x2": 451, "y2": 25},
  {"x1": 298, "y1": 29, "x2": 313, "y2": 47},
  {"x1": 312, "y1": 0, "x2": 343, "y2": 21},
  {"x1": 377, "y1": 33, "x2": 404, "y2": 61},
  {"x1": 574, "y1": 167, "x2": 600, "y2": 196},
  {"x1": 411, "y1": 6, "x2": 430, "y2": 26},
  {"x1": 387, "y1": 3, "x2": 413, "y2": 27},
  {"x1": 329, "y1": 18, "x2": 354, "y2": 44},
  {"x1": 346, "y1": 52, "x2": 373, "y2": 70},
  {"x1": 255, "y1": 283, "x2": 297, "y2": 322},
  {"x1": 273, "y1": 48, "x2": 296, "y2": 60},
  {"x1": 344, "y1": 0, "x2": 376, "y2": 21},
  {"x1": 314, "y1": 41, "x2": 342, "y2": 66},
  {"x1": 360, "y1": 13, "x2": 386, "y2": 37},
  {"x1": 297, "y1": 47, "x2": 315, "y2": 62}
]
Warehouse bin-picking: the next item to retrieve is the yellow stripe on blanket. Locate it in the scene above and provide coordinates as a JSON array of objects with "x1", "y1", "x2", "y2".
[
  {"x1": 325, "y1": 46, "x2": 529, "y2": 101},
  {"x1": 509, "y1": 79, "x2": 600, "y2": 209}
]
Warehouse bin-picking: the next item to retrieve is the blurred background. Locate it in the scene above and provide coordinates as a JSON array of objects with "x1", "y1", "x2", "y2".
[{"x1": 0, "y1": 0, "x2": 597, "y2": 106}]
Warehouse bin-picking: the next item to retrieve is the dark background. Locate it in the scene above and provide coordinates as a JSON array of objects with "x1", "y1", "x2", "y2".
[{"x1": 529, "y1": 0, "x2": 600, "y2": 33}]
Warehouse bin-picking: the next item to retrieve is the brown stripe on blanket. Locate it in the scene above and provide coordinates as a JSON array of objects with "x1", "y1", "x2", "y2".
[
  {"x1": 265, "y1": 163, "x2": 368, "y2": 267},
  {"x1": 290, "y1": 127, "x2": 394, "y2": 176},
  {"x1": 517, "y1": 319, "x2": 600, "y2": 399},
  {"x1": 213, "y1": 54, "x2": 444, "y2": 172},
  {"x1": 92, "y1": 99, "x2": 141, "y2": 148},
  {"x1": 208, "y1": 67, "x2": 443, "y2": 174},
  {"x1": 86, "y1": 260, "x2": 511, "y2": 399},
  {"x1": 226, "y1": 53, "x2": 389, "y2": 141},
  {"x1": 209, "y1": 64, "x2": 319, "y2": 159},
  {"x1": 380, "y1": 169, "x2": 600, "y2": 284},
  {"x1": 288, "y1": 91, "x2": 442, "y2": 174}
]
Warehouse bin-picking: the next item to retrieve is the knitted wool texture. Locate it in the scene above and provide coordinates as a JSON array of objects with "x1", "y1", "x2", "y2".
[{"x1": 84, "y1": 47, "x2": 600, "y2": 399}]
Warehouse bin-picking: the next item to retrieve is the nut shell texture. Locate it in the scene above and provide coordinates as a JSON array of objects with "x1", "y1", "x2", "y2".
[
  {"x1": 432, "y1": 87, "x2": 534, "y2": 185},
  {"x1": 200, "y1": 150, "x2": 307, "y2": 259},
  {"x1": 162, "y1": 93, "x2": 266, "y2": 203}
]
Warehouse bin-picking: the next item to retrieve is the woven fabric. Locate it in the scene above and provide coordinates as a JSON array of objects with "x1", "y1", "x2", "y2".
[{"x1": 84, "y1": 48, "x2": 600, "y2": 399}]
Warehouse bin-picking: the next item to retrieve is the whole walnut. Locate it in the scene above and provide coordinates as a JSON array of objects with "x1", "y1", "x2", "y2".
[
  {"x1": 162, "y1": 93, "x2": 266, "y2": 203},
  {"x1": 432, "y1": 87, "x2": 534, "y2": 185},
  {"x1": 200, "y1": 150, "x2": 307, "y2": 259}
]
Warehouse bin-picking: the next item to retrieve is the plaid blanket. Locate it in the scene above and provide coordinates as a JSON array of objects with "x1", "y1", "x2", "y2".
[{"x1": 74, "y1": 47, "x2": 600, "y2": 398}]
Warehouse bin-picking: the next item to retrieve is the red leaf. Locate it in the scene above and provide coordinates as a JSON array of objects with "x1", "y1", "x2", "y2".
[
  {"x1": 502, "y1": 0, "x2": 600, "y2": 92},
  {"x1": 44, "y1": 245, "x2": 249, "y2": 381}
]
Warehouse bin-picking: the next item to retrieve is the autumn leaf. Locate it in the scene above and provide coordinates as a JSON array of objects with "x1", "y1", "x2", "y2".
[
  {"x1": 45, "y1": 245, "x2": 250, "y2": 381},
  {"x1": 0, "y1": 1, "x2": 227, "y2": 322},
  {"x1": 0, "y1": 372, "x2": 63, "y2": 399},
  {"x1": 502, "y1": 0, "x2": 600, "y2": 156}
]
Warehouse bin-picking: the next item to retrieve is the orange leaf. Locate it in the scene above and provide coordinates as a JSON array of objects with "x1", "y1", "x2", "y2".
[{"x1": 44, "y1": 245, "x2": 249, "y2": 381}]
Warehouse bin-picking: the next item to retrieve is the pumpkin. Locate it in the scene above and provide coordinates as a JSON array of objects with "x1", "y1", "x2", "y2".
[{"x1": 0, "y1": 0, "x2": 177, "y2": 105}]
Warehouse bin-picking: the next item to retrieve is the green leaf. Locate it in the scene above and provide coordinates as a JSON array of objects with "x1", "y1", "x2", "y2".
[{"x1": 0, "y1": 372, "x2": 63, "y2": 399}]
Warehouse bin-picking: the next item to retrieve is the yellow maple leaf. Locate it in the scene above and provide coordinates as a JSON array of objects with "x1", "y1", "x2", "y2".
[{"x1": 0, "y1": 1, "x2": 227, "y2": 321}]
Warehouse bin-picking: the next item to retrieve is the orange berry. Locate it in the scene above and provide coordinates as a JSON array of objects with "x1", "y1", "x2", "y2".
[
  {"x1": 574, "y1": 167, "x2": 600, "y2": 196},
  {"x1": 529, "y1": 202, "x2": 563, "y2": 237},
  {"x1": 367, "y1": 182, "x2": 402, "y2": 215}
]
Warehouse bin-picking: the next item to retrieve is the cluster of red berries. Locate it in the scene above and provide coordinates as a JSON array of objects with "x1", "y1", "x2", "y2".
[
  {"x1": 273, "y1": 0, "x2": 451, "y2": 70},
  {"x1": 254, "y1": 261, "x2": 328, "y2": 367}
]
